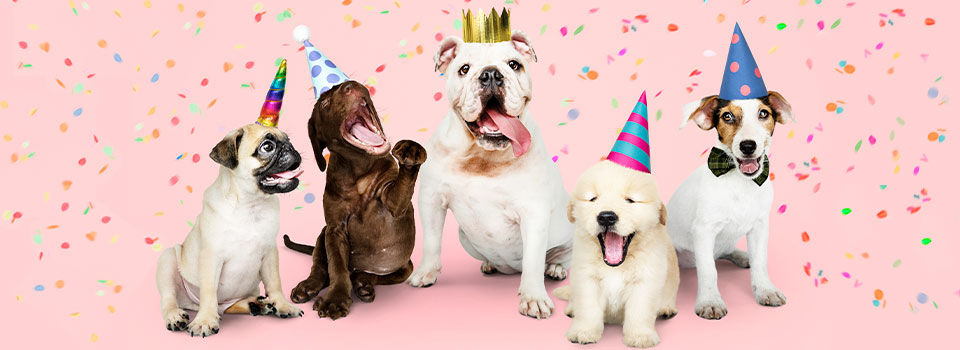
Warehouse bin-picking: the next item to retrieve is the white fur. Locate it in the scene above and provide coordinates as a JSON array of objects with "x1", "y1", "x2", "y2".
[
  {"x1": 292, "y1": 25, "x2": 310, "y2": 43},
  {"x1": 407, "y1": 33, "x2": 573, "y2": 319},
  {"x1": 668, "y1": 98, "x2": 787, "y2": 320}
]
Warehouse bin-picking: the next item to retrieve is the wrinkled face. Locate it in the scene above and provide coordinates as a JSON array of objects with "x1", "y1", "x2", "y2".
[
  {"x1": 434, "y1": 32, "x2": 537, "y2": 156},
  {"x1": 313, "y1": 81, "x2": 390, "y2": 156},
  {"x1": 568, "y1": 161, "x2": 665, "y2": 267},
  {"x1": 209, "y1": 124, "x2": 303, "y2": 194},
  {"x1": 684, "y1": 91, "x2": 793, "y2": 179}
]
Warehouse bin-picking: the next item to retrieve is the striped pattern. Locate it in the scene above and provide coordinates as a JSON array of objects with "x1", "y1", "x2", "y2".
[
  {"x1": 257, "y1": 59, "x2": 286, "y2": 127},
  {"x1": 607, "y1": 91, "x2": 652, "y2": 173}
]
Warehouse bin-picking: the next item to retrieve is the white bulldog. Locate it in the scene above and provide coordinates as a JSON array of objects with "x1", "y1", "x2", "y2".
[{"x1": 406, "y1": 31, "x2": 574, "y2": 319}]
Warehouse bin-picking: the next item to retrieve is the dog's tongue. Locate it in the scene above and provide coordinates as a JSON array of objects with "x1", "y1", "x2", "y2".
[
  {"x1": 603, "y1": 231, "x2": 625, "y2": 266},
  {"x1": 485, "y1": 109, "x2": 531, "y2": 157},
  {"x1": 271, "y1": 169, "x2": 303, "y2": 180},
  {"x1": 739, "y1": 158, "x2": 760, "y2": 174},
  {"x1": 350, "y1": 123, "x2": 385, "y2": 146}
]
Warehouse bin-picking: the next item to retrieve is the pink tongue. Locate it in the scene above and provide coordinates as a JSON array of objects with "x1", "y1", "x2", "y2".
[
  {"x1": 739, "y1": 158, "x2": 760, "y2": 174},
  {"x1": 272, "y1": 169, "x2": 303, "y2": 180},
  {"x1": 603, "y1": 231, "x2": 625, "y2": 265},
  {"x1": 484, "y1": 109, "x2": 531, "y2": 157},
  {"x1": 350, "y1": 123, "x2": 385, "y2": 146}
]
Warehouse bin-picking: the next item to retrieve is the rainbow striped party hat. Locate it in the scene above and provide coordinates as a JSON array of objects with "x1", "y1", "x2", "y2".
[
  {"x1": 607, "y1": 91, "x2": 651, "y2": 173},
  {"x1": 719, "y1": 23, "x2": 767, "y2": 100},
  {"x1": 293, "y1": 25, "x2": 349, "y2": 100},
  {"x1": 256, "y1": 58, "x2": 287, "y2": 127}
]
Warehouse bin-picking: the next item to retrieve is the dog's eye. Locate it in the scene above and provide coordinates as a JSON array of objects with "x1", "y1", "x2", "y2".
[
  {"x1": 759, "y1": 110, "x2": 769, "y2": 119},
  {"x1": 259, "y1": 141, "x2": 275, "y2": 154},
  {"x1": 588, "y1": 196, "x2": 597, "y2": 202},
  {"x1": 508, "y1": 60, "x2": 522, "y2": 71},
  {"x1": 458, "y1": 64, "x2": 470, "y2": 76},
  {"x1": 721, "y1": 112, "x2": 735, "y2": 123}
]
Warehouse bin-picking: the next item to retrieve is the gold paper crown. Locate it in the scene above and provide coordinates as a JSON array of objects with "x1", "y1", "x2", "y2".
[{"x1": 462, "y1": 8, "x2": 511, "y2": 43}]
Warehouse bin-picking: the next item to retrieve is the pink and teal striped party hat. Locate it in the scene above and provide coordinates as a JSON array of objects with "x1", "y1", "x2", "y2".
[
  {"x1": 607, "y1": 91, "x2": 651, "y2": 173},
  {"x1": 256, "y1": 58, "x2": 286, "y2": 127}
]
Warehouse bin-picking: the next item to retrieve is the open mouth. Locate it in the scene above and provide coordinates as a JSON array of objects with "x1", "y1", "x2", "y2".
[
  {"x1": 465, "y1": 97, "x2": 531, "y2": 157},
  {"x1": 736, "y1": 157, "x2": 762, "y2": 176},
  {"x1": 260, "y1": 168, "x2": 303, "y2": 187},
  {"x1": 597, "y1": 229, "x2": 634, "y2": 267},
  {"x1": 343, "y1": 99, "x2": 390, "y2": 155}
]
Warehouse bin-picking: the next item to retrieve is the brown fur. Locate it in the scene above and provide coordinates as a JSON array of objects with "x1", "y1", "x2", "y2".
[
  {"x1": 459, "y1": 143, "x2": 518, "y2": 176},
  {"x1": 688, "y1": 91, "x2": 791, "y2": 148},
  {"x1": 284, "y1": 81, "x2": 427, "y2": 320}
]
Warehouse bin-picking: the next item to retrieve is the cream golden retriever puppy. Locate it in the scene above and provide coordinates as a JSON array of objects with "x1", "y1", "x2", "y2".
[{"x1": 555, "y1": 160, "x2": 679, "y2": 348}]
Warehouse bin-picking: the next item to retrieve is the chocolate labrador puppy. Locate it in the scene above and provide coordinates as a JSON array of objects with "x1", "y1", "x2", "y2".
[{"x1": 283, "y1": 81, "x2": 426, "y2": 319}]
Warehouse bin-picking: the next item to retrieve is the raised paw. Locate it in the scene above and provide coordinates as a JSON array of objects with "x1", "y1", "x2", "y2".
[
  {"x1": 314, "y1": 295, "x2": 352, "y2": 320},
  {"x1": 406, "y1": 264, "x2": 440, "y2": 288},
  {"x1": 162, "y1": 308, "x2": 189, "y2": 331},
  {"x1": 290, "y1": 278, "x2": 324, "y2": 304},
  {"x1": 623, "y1": 329, "x2": 661, "y2": 348},
  {"x1": 354, "y1": 281, "x2": 376, "y2": 303},
  {"x1": 544, "y1": 263, "x2": 567, "y2": 281},
  {"x1": 187, "y1": 312, "x2": 220, "y2": 337},
  {"x1": 566, "y1": 323, "x2": 603, "y2": 344},
  {"x1": 754, "y1": 286, "x2": 787, "y2": 307},
  {"x1": 480, "y1": 261, "x2": 498, "y2": 275},
  {"x1": 695, "y1": 297, "x2": 728, "y2": 320},
  {"x1": 518, "y1": 290, "x2": 554, "y2": 319},
  {"x1": 392, "y1": 140, "x2": 427, "y2": 166}
]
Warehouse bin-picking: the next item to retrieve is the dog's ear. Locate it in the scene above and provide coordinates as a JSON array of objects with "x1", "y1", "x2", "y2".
[
  {"x1": 210, "y1": 128, "x2": 243, "y2": 169},
  {"x1": 566, "y1": 200, "x2": 575, "y2": 223},
  {"x1": 682, "y1": 95, "x2": 719, "y2": 130},
  {"x1": 307, "y1": 113, "x2": 328, "y2": 172},
  {"x1": 434, "y1": 36, "x2": 463, "y2": 73},
  {"x1": 510, "y1": 31, "x2": 537, "y2": 63},
  {"x1": 659, "y1": 203, "x2": 667, "y2": 226},
  {"x1": 766, "y1": 91, "x2": 794, "y2": 124}
]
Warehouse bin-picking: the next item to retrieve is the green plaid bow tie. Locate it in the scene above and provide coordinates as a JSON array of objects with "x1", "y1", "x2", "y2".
[{"x1": 707, "y1": 147, "x2": 770, "y2": 186}]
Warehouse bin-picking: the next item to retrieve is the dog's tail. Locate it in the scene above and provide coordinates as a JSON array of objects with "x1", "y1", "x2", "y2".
[
  {"x1": 282, "y1": 234, "x2": 315, "y2": 255},
  {"x1": 552, "y1": 285, "x2": 571, "y2": 301}
]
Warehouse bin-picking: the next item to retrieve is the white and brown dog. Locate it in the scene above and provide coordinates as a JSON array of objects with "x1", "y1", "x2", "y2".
[
  {"x1": 156, "y1": 124, "x2": 304, "y2": 337},
  {"x1": 669, "y1": 92, "x2": 793, "y2": 319},
  {"x1": 556, "y1": 161, "x2": 679, "y2": 348},
  {"x1": 406, "y1": 29, "x2": 573, "y2": 318}
]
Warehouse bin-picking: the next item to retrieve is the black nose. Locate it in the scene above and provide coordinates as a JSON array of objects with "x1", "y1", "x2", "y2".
[
  {"x1": 739, "y1": 140, "x2": 757, "y2": 155},
  {"x1": 597, "y1": 211, "x2": 618, "y2": 227},
  {"x1": 479, "y1": 68, "x2": 504, "y2": 88},
  {"x1": 279, "y1": 145, "x2": 301, "y2": 169}
]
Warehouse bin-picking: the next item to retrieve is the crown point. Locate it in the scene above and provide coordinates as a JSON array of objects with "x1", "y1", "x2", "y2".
[{"x1": 293, "y1": 25, "x2": 311, "y2": 43}]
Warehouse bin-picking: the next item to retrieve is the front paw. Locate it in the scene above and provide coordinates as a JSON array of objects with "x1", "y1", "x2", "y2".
[
  {"x1": 392, "y1": 140, "x2": 427, "y2": 166},
  {"x1": 623, "y1": 329, "x2": 661, "y2": 348},
  {"x1": 518, "y1": 290, "x2": 554, "y2": 319},
  {"x1": 694, "y1": 296, "x2": 727, "y2": 320},
  {"x1": 314, "y1": 295, "x2": 352, "y2": 320},
  {"x1": 754, "y1": 286, "x2": 787, "y2": 307},
  {"x1": 187, "y1": 312, "x2": 220, "y2": 337},
  {"x1": 290, "y1": 278, "x2": 324, "y2": 304},
  {"x1": 545, "y1": 263, "x2": 567, "y2": 281},
  {"x1": 162, "y1": 308, "x2": 189, "y2": 331},
  {"x1": 566, "y1": 323, "x2": 603, "y2": 344},
  {"x1": 406, "y1": 264, "x2": 441, "y2": 287},
  {"x1": 272, "y1": 299, "x2": 304, "y2": 318}
]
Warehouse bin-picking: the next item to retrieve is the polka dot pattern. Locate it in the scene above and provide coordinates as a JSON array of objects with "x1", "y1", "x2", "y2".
[
  {"x1": 719, "y1": 23, "x2": 767, "y2": 100},
  {"x1": 731, "y1": 33, "x2": 740, "y2": 44},
  {"x1": 730, "y1": 61, "x2": 740, "y2": 73},
  {"x1": 300, "y1": 38, "x2": 350, "y2": 99}
]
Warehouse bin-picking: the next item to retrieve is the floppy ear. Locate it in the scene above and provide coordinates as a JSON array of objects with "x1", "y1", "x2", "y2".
[
  {"x1": 434, "y1": 36, "x2": 463, "y2": 73},
  {"x1": 307, "y1": 113, "x2": 328, "y2": 172},
  {"x1": 510, "y1": 31, "x2": 537, "y2": 63},
  {"x1": 659, "y1": 203, "x2": 668, "y2": 226},
  {"x1": 766, "y1": 91, "x2": 794, "y2": 124},
  {"x1": 681, "y1": 95, "x2": 719, "y2": 130},
  {"x1": 567, "y1": 200, "x2": 575, "y2": 223},
  {"x1": 210, "y1": 128, "x2": 243, "y2": 169}
]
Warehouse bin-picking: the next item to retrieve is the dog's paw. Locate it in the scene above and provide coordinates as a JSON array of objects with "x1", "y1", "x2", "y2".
[
  {"x1": 247, "y1": 296, "x2": 277, "y2": 316},
  {"x1": 354, "y1": 280, "x2": 376, "y2": 303},
  {"x1": 290, "y1": 278, "x2": 324, "y2": 304},
  {"x1": 314, "y1": 295, "x2": 351, "y2": 320},
  {"x1": 271, "y1": 299, "x2": 304, "y2": 318},
  {"x1": 518, "y1": 290, "x2": 554, "y2": 319},
  {"x1": 406, "y1": 264, "x2": 440, "y2": 287},
  {"x1": 754, "y1": 286, "x2": 787, "y2": 307},
  {"x1": 186, "y1": 313, "x2": 220, "y2": 337},
  {"x1": 623, "y1": 329, "x2": 661, "y2": 348},
  {"x1": 694, "y1": 297, "x2": 727, "y2": 320},
  {"x1": 566, "y1": 324, "x2": 603, "y2": 344},
  {"x1": 392, "y1": 140, "x2": 427, "y2": 167},
  {"x1": 162, "y1": 308, "x2": 190, "y2": 331},
  {"x1": 480, "y1": 261, "x2": 498, "y2": 275},
  {"x1": 657, "y1": 305, "x2": 678, "y2": 319},
  {"x1": 544, "y1": 263, "x2": 567, "y2": 281},
  {"x1": 720, "y1": 249, "x2": 750, "y2": 268}
]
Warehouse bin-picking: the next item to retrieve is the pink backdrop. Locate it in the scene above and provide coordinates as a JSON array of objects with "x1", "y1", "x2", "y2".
[{"x1": 1, "y1": 0, "x2": 955, "y2": 348}]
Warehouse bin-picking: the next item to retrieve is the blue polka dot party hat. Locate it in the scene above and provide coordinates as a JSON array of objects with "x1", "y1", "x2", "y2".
[
  {"x1": 719, "y1": 23, "x2": 767, "y2": 100},
  {"x1": 293, "y1": 25, "x2": 349, "y2": 100}
]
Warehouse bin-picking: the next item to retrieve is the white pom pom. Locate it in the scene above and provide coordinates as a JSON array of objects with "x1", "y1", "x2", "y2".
[{"x1": 293, "y1": 25, "x2": 311, "y2": 43}]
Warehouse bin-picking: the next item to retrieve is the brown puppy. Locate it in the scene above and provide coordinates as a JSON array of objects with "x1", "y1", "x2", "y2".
[{"x1": 283, "y1": 81, "x2": 426, "y2": 320}]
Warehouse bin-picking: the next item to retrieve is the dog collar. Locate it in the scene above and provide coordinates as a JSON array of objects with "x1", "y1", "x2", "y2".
[{"x1": 707, "y1": 147, "x2": 769, "y2": 186}]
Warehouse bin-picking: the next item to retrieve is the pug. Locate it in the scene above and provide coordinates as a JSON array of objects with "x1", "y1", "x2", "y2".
[{"x1": 155, "y1": 123, "x2": 304, "y2": 337}]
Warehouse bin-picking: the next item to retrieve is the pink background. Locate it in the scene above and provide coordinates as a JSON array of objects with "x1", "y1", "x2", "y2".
[{"x1": 1, "y1": 0, "x2": 956, "y2": 348}]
